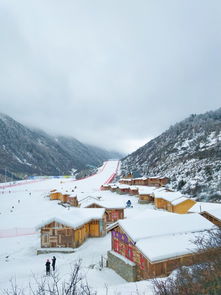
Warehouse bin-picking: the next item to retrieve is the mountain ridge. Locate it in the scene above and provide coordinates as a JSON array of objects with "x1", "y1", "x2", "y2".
[
  {"x1": 0, "y1": 113, "x2": 123, "y2": 181},
  {"x1": 121, "y1": 108, "x2": 221, "y2": 201}
]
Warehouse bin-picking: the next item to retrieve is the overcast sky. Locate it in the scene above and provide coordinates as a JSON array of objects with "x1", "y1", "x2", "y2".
[{"x1": 0, "y1": 0, "x2": 220, "y2": 154}]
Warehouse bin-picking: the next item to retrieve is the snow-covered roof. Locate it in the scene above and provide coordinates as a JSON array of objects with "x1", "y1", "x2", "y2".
[
  {"x1": 137, "y1": 231, "x2": 206, "y2": 262},
  {"x1": 189, "y1": 202, "x2": 221, "y2": 213},
  {"x1": 138, "y1": 186, "x2": 156, "y2": 195},
  {"x1": 117, "y1": 184, "x2": 130, "y2": 189},
  {"x1": 36, "y1": 208, "x2": 105, "y2": 230},
  {"x1": 116, "y1": 210, "x2": 216, "y2": 262},
  {"x1": 171, "y1": 196, "x2": 191, "y2": 205},
  {"x1": 118, "y1": 211, "x2": 215, "y2": 243},
  {"x1": 81, "y1": 200, "x2": 125, "y2": 209},
  {"x1": 202, "y1": 208, "x2": 221, "y2": 221},
  {"x1": 154, "y1": 191, "x2": 183, "y2": 202},
  {"x1": 130, "y1": 187, "x2": 138, "y2": 190}
]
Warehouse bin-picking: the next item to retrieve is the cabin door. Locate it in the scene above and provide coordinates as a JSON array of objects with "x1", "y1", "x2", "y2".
[{"x1": 90, "y1": 223, "x2": 98, "y2": 237}]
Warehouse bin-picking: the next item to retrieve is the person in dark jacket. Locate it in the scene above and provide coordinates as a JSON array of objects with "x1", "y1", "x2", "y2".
[
  {"x1": 52, "y1": 256, "x2": 56, "y2": 271},
  {"x1": 126, "y1": 200, "x2": 132, "y2": 208},
  {"x1": 45, "y1": 259, "x2": 51, "y2": 275}
]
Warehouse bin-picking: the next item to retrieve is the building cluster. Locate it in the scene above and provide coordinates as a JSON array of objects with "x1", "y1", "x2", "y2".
[
  {"x1": 101, "y1": 176, "x2": 196, "y2": 214},
  {"x1": 36, "y1": 176, "x2": 221, "y2": 282}
]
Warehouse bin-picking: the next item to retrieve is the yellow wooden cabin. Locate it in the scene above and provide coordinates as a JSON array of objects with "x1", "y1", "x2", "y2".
[
  {"x1": 154, "y1": 191, "x2": 183, "y2": 210},
  {"x1": 168, "y1": 197, "x2": 196, "y2": 214},
  {"x1": 138, "y1": 193, "x2": 154, "y2": 204},
  {"x1": 50, "y1": 191, "x2": 63, "y2": 200}
]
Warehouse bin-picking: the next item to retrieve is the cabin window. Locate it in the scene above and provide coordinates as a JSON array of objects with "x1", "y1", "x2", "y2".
[
  {"x1": 113, "y1": 239, "x2": 119, "y2": 253},
  {"x1": 111, "y1": 212, "x2": 118, "y2": 220},
  {"x1": 43, "y1": 234, "x2": 48, "y2": 243},
  {"x1": 126, "y1": 245, "x2": 134, "y2": 261}
]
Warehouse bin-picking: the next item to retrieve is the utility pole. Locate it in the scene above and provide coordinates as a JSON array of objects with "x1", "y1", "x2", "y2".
[{"x1": 4, "y1": 168, "x2": 6, "y2": 183}]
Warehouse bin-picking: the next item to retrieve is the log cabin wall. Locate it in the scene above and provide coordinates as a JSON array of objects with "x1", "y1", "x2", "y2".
[
  {"x1": 129, "y1": 188, "x2": 139, "y2": 196},
  {"x1": 106, "y1": 209, "x2": 124, "y2": 223},
  {"x1": 154, "y1": 198, "x2": 168, "y2": 209},
  {"x1": 138, "y1": 194, "x2": 154, "y2": 204},
  {"x1": 89, "y1": 219, "x2": 106, "y2": 237},
  {"x1": 171, "y1": 200, "x2": 196, "y2": 214},
  {"x1": 110, "y1": 226, "x2": 197, "y2": 280},
  {"x1": 50, "y1": 192, "x2": 62, "y2": 200},
  {"x1": 41, "y1": 221, "x2": 76, "y2": 248}
]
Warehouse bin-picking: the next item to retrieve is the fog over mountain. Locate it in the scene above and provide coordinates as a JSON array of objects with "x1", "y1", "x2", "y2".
[{"x1": 0, "y1": 113, "x2": 122, "y2": 181}]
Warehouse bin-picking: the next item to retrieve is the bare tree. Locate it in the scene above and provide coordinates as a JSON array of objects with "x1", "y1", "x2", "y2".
[{"x1": 2, "y1": 260, "x2": 96, "y2": 295}]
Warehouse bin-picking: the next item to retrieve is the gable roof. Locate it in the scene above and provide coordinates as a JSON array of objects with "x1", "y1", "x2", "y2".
[
  {"x1": 35, "y1": 208, "x2": 105, "y2": 230},
  {"x1": 118, "y1": 211, "x2": 215, "y2": 243},
  {"x1": 81, "y1": 200, "x2": 125, "y2": 209},
  {"x1": 154, "y1": 191, "x2": 184, "y2": 202},
  {"x1": 111, "y1": 209, "x2": 217, "y2": 262}
]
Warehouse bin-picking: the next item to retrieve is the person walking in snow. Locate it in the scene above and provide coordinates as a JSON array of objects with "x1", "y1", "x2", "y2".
[
  {"x1": 126, "y1": 200, "x2": 132, "y2": 208},
  {"x1": 52, "y1": 256, "x2": 56, "y2": 271},
  {"x1": 45, "y1": 259, "x2": 51, "y2": 275}
]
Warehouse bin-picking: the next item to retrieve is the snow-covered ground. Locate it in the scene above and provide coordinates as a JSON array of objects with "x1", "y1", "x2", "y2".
[{"x1": 0, "y1": 160, "x2": 155, "y2": 295}]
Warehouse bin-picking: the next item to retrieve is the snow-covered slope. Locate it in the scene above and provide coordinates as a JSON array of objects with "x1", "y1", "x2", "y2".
[{"x1": 121, "y1": 108, "x2": 221, "y2": 200}]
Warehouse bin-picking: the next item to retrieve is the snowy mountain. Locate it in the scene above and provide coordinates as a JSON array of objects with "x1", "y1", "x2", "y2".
[
  {"x1": 0, "y1": 113, "x2": 122, "y2": 181},
  {"x1": 121, "y1": 108, "x2": 221, "y2": 201}
]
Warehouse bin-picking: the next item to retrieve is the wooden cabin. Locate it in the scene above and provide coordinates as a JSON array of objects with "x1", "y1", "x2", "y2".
[
  {"x1": 154, "y1": 191, "x2": 195, "y2": 214},
  {"x1": 119, "y1": 177, "x2": 169, "y2": 187},
  {"x1": 129, "y1": 187, "x2": 139, "y2": 196},
  {"x1": 84, "y1": 202, "x2": 125, "y2": 224},
  {"x1": 60, "y1": 193, "x2": 69, "y2": 203},
  {"x1": 138, "y1": 192, "x2": 154, "y2": 204},
  {"x1": 138, "y1": 187, "x2": 156, "y2": 204},
  {"x1": 110, "y1": 185, "x2": 118, "y2": 193},
  {"x1": 200, "y1": 209, "x2": 221, "y2": 227},
  {"x1": 119, "y1": 179, "x2": 132, "y2": 185},
  {"x1": 107, "y1": 211, "x2": 216, "y2": 282},
  {"x1": 50, "y1": 191, "x2": 63, "y2": 200},
  {"x1": 116, "y1": 185, "x2": 131, "y2": 195},
  {"x1": 154, "y1": 191, "x2": 183, "y2": 210},
  {"x1": 100, "y1": 184, "x2": 111, "y2": 191},
  {"x1": 36, "y1": 209, "x2": 106, "y2": 249},
  {"x1": 67, "y1": 195, "x2": 79, "y2": 207},
  {"x1": 168, "y1": 197, "x2": 196, "y2": 214}
]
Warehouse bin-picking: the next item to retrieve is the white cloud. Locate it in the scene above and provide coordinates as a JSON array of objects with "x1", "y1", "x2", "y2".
[{"x1": 0, "y1": 0, "x2": 220, "y2": 153}]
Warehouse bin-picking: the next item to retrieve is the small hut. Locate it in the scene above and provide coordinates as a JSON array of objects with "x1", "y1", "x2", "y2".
[
  {"x1": 138, "y1": 187, "x2": 156, "y2": 204},
  {"x1": 82, "y1": 200, "x2": 125, "y2": 224}
]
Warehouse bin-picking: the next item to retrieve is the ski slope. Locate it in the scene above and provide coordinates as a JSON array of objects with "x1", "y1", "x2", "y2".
[{"x1": 0, "y1": 160, "x2": 155, "y2": 294}]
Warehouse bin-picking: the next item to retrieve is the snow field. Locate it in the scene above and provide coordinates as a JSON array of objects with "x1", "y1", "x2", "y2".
[{"x1": 0, "y1": 160, "x2": 155, "y2": 294}]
